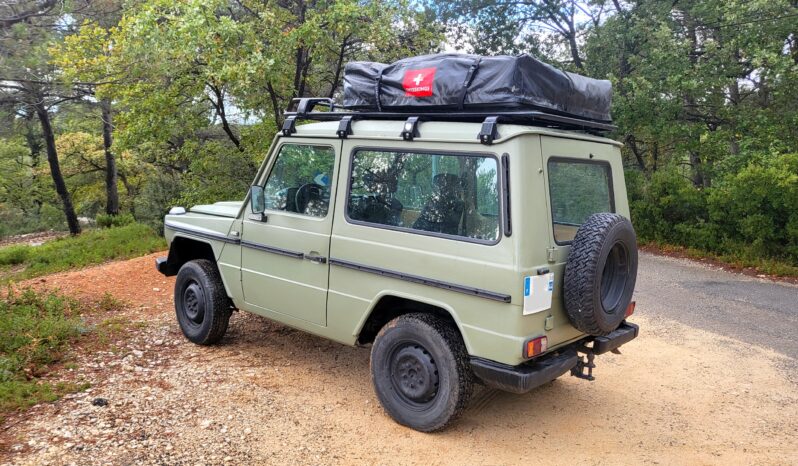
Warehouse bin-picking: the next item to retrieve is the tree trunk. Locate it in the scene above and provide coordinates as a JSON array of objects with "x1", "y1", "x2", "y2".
[
  {"x1": 688, "y1": 150, "x2": 706, "y2": 188},
  {"x1": 34, "y1": 101, "x2": 81, "y2": 235},
  {"x1": 208, "y1": 85, "x2": 242, "y2": 150},
  {"x1": 567, "y1": 32, "x2": 583, "y2": 70},
  {"x1": 101, "y1": 100, "x2": 120, "y2": 215}
]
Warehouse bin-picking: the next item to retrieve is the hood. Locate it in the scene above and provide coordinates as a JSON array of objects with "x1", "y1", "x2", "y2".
[{"x1": 189, "y1": 201, "x2": 243, "y2": 218}]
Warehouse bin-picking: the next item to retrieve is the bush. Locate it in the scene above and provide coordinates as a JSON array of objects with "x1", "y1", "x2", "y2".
[
  {"x1": 627, "y1": 168, "x2": 713, "y2": 250},
  {"x1": 0, "y1": 246, "x2": 29, "y2": 266},
  {"x1": 0, "y1": 288, "x2": 85, "y2": 417},
  {"x1": 95, "y1": 212, "x2": 135, "y2": 229},
  {"x1": 707, "y1": 153, "x2": 798, "y2": 262},
  {"x1": 627, "y1": 153, "x2": 798, "y2": 269}
]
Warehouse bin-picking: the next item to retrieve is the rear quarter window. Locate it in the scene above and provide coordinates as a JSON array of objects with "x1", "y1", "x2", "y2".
[
  {"x1": 347, "y1": 149, "x2": 500, "y2": 243},
  {"x1": 548, "y1": 158, "x2": 614, "y2": 244}
]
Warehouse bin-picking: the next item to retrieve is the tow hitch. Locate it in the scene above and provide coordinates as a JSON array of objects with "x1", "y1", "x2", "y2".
[
  {"x1": 569, "y1": 322, "x2": 640, "y2": 381},
  {"x1": 571, "y1": 344, "x2": 597, "y2": 381}
]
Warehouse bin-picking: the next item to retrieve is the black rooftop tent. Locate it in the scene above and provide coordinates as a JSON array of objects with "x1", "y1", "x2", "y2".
[
  {"x1": 342, "y1": 53, "x2": 613, "y2": 123},
  {"x1": 282, "y1": 54, "x2": 616, "y2": 142}
]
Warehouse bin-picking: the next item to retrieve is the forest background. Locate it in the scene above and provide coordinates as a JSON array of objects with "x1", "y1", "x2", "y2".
[{"x1": 1, "y1": 0, "x2": 797, "y2": 274}]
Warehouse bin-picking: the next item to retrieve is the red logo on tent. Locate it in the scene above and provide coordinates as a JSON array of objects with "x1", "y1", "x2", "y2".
[{"x1": 403, "y1": 68, "x2": 436, "y2": 97}]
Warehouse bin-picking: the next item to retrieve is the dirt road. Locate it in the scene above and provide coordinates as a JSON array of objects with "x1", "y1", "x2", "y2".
[{"x1": 1, "y1": 252, "x2": 797, "y2": 465}]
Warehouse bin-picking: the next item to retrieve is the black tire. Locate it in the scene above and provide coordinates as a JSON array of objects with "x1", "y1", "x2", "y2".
[
  {"x1": 370, "y1": 313, "x2": 473, "y2": 432},
  {"x1": 563, "y1": 213, "x2": 638, "y2": 336},
  {"x1": 174, "y1": 259, "x2": 231, "y2": 345}
]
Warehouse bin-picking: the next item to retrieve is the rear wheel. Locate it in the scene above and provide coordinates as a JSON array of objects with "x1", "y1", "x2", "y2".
[
  {"x1": 174, "y1": 259, "x2": 231, "y2": 345},
  {"x1": 370, "y1": 313, "x2": 473, "y2": 432}
]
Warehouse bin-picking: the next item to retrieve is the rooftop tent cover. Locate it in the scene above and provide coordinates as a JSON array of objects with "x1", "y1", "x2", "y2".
[{"x1": 342, "y1": 53, "x2": 613, "y2": 122}]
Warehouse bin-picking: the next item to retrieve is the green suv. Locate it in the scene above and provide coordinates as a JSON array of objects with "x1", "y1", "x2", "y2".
[{"x1": 156, "y1": 97, "x2": 639, "y2": 432}]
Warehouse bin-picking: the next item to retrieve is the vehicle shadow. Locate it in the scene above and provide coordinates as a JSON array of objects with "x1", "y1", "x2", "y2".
[{"x1": 216, "y1": 311, "x2": 593, "y2": 432}]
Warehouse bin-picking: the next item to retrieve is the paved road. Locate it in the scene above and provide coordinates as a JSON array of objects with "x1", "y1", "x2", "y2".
[{"x1": 636, "y1": 252, "x2": 798, "y2": 360}]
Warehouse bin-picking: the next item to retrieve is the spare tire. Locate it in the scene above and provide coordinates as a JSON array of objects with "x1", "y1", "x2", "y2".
[{"x1": 563, "y1": 213, "x2": 638, "y2": 336}]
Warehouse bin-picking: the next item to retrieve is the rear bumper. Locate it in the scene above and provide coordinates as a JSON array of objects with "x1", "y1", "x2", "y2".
[{"x1": 469, "y1": 321, "x2": 639, "y2": 394}]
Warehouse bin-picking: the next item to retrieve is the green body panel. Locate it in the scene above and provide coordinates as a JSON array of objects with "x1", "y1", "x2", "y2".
[
  {"x1": 162, "y1": 120, "x2": 628, "y2": 366},
  {"x1": 190, "y1": 201, "x2": 243, "y2": 218}
]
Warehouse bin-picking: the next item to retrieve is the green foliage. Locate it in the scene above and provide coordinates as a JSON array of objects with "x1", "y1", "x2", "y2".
[
  {"x1": 0, "y1": 246, "x2": 29, "y2": 266},
  {"x1": 628, "y1": 153, "x2": 798, "y2": 269},
  {"x1": 0, "y1": 223, "x2": 166, "y2": 283},
  {"x1": 96, "y1": 213, "x2": 135, "y2": 229},
  {"x1": 707, "y1": 153, "x2": 798, "y2": 261},
  {"x1": 0, "y1": 288, "x2": 87, "y2": 418}
]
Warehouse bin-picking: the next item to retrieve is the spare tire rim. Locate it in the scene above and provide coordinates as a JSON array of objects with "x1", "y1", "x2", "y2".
[{"x1": 600, "y1": 241, "x2": 629, "y2": 313}]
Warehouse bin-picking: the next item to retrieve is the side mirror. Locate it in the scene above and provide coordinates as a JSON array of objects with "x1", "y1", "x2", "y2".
[{"x1": 250, "y1": 185, "x2": 265, "y2": 214}]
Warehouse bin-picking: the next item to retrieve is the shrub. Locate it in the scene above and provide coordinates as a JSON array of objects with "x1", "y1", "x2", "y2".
[
  {"x1": 95, "y1": 212, "x2": 135, "y2": 229},
  {"x1": 0, "y1": 288, "x2": 85, "y2": 416},
  {"x1": 0, "y1": 246, "x2": 29, "y2": 266},
  {"x1": 627, "y1": 168, "x2": 712, "y2": 250},
  {"x1": 707, "y1": 153, "x2": 798, "y2": 262}
]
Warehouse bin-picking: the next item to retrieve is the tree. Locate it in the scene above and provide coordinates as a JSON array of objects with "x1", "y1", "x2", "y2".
[
  {"x1": 0, "y1": 5, "x2": 82, "y2": 234},
  {"x1": 432, "y1": 0, "x2": 606, "y2": 70}
]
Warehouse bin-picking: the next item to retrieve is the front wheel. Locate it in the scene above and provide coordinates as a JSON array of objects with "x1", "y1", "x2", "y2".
[
  {"x1": 174, "y1": 259, "x2": 231, "y2": 345},
  {"x1": 370, "y1": 313, "x2": 473, "y2": 432}
]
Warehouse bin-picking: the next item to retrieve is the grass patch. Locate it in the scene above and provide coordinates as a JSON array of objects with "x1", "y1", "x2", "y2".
[
  {"x1": 0, "y1": 223, "x2": 165, "y2": 283},
  {"x1": 0, "y1": 288, "x2": 88, "y2": 421},
  {"x1": 641, "y1": 240, "x2": 798, "y2": 278}
]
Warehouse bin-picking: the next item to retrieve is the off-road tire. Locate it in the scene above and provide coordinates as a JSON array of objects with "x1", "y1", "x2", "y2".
[
  {"x1": 563, "y1": 213, "x2": 637, "y2": 336},
  {"x1": 174, "y1": 259, "x2": 231, "y2": 345},
  {"x1": 370, "y1": 313, "x2": 473, "y2": 432}
]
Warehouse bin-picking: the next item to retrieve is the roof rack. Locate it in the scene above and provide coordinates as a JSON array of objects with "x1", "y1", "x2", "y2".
[{"x1": 283, "y1": 98, "x2": 616, "y2": 144}]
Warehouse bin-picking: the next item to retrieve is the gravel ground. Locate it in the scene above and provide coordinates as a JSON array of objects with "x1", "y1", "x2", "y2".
[{"x1": 1, "y1": 252, "x2": 796, "y2": 465}]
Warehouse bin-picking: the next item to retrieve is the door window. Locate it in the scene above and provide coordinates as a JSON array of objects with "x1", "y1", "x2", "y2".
[{"x1": 262, "y1": 144, "x2": 335, "y2": 218}]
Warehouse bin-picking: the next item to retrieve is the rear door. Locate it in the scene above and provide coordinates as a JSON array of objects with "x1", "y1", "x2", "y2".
[
  {"x1": 240, "y1": 140, "x2": 340, "y2": 327},
  {"x1": 540, "y1": 135, "x2": 620, "y2": 254}
]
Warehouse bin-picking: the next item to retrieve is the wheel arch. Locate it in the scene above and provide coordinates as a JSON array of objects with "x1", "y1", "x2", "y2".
[
  {"x1": 162, "y1": 236, "x2": 218, "y2": 276},
  {"x1": 355, "y1": 291, "x2": 471, "y2": 351}
]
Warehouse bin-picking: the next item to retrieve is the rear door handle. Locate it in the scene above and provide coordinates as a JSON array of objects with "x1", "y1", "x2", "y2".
[{"x1": 305, "y1": 253, "x2": 327, "y2": 264}]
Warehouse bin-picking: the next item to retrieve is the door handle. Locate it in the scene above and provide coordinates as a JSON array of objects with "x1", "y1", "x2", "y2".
[{"x1": 304, "y1": 253, "x2": 327, "y2": 264}]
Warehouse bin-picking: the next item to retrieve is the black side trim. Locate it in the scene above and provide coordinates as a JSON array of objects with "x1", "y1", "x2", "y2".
[
  {"x1": 241, "y1": 240, "x2": 304, "y2": 259},
  {"x1": 329, "y1": 258, "x2": 511, "y2": 303},
  {"x1": 164, "y1": 221, "x2": 240, "y2": 244},
  {"x1": 501, "y1": 153, "x2": 512, "y2": 237},
  {"x1": 470, "y1": 350, "x2": 579, "y2": 394}
]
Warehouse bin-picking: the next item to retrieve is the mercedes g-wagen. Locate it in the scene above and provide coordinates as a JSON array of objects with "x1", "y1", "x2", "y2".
[{"x1": 156, "y1": 54, "x2": 639, "y2": 432}]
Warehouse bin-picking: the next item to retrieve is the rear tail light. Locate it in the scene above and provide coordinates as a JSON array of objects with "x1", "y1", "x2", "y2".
[
  {"x1": 524, "y1": 336, "x2": 548, "y2": 359},
  {"x1": 625, "y1": 301, "x2": 636, "y2": 318}
]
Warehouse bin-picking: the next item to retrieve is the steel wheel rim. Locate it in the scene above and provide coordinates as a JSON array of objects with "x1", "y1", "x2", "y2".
[
  {"x1": 389, "y1": 342, "x2": 440, "y2": 407},
  {"x1": 182, "y1": 280, "x2": 206, "y2": 327}
]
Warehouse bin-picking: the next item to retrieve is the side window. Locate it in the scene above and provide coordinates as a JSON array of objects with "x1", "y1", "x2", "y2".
[
  {"x1": 348, "y1": 150, "x2": 500, "y2": 242},
  {"x1": 548, "y1": 159, "x2": 613, "y2": 243},
  {"x1": 262, "y1": 144, "x2": 335, "y2": 218}
]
